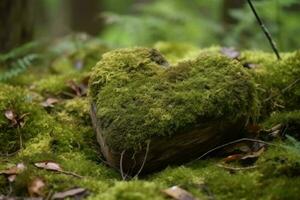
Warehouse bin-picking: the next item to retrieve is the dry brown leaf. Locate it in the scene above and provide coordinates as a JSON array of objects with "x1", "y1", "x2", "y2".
[
  {"x1": 241, "y1": 147, "x2": 265, "y2": 162},
  {"x1": 0, "y1": 163, "x2": 26, "y2": 182},
  {"x1": 4, "y1": 110, "x2": 29, "y2": 128},
  {"x1": 34, "y1": 161, "x2": 83, "y2": 178},
  {"x1": 34, "y1": 161, "x2": 62, "y2": 172},
  {"x1": 221, "y1": 47, "x2": 240, "y2": 59},
  {"x1": 162, "y1": 186, "x2": 199, "y2": 200},
  {"x1": 28, "y1": 177, "x2": 46, "y2": 197},
  {"x1": 52, "y1": 188, "x2": 88, "y2": 200},
  {"x1": 223, "y1": 154, "x2": 244, "y2": 163},
  {"x1": 67, "y1": 79, "x2": 88, "y2": 97},
  {"x1": 41, "y1": 98, "x2": 59, "y2": 108},
  {"x1": 4, "y1": 110, "x2": 15, "y2": 121}
]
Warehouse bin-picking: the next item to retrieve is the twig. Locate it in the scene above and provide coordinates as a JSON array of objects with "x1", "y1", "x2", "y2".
[
  {"x1": 16, "y1": 126, "x2": 23, "y2": 150},
  {"x1": 60, "y1": 170, "x2": 83, "y2": 179},
  {"x1": 195, "y1": 138, "x2": 278, "y2": 160},
  {"x1": 264, "y1": 78, "x2": 300, "y2": 102},
  {"x1": 282, "y1": 78, "x2": 300, "y2": 93},
  {"x1": 120, "y1": 150, "x2": 126, "y2": 180},
  {"x1": 133, "y1": 140, "x2": 151, "y2": 178},
  {"x1": 0, "y1": 149, "x2": 20, "y2": 157},
  {"x1": 247, "y1": 0, "x2": 281, "y2": 60},
  {"x1": 217, "y1": 164, "x2": 257, "y2": 171}
]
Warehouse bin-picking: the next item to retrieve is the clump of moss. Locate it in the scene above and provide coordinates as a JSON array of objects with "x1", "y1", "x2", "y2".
[
  {"x1": 89, "y1": 47, "x2": 258, "y2": 151},
  {"x1": 0, "y1": 84, "x2": 51, "y2": 154},
  {"x1": 33, "y1": 72, "x2": 89, "y2": 97},
  {"x1": 153, "y1": 42, "x2": 201, "y2": 63},
  {"x1": 0, "y1": 84, "x2": 119, "y2": 196},
  {"x1": 93, "y1": 181, "x2": 164, "y2": 200},
  {"x1": 262, "y1": 110, "x2": 300, "y2": 139},
  {"x1": 242, "y1": 50, "x2": 300, "y2": 117}
]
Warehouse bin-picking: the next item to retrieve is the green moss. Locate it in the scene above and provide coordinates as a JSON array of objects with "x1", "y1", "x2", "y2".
[
  {"x1": 92, "y1": 181, "x2": 164, "y2": 200},
  {"x1": 263, "y1": 110, "x2": 300, "y2": 128},
  {"x1": 33, "y1": 72, "x2": 89, "y2": 97},
  {"x1": 89, "y1": 47, "x2": 258, "y2": 151},
  {"x1": 242, "y1": 51, "x2": 300, "y2": 116},
  {"x1": 56, "y1": 97, "x2": 91, "y2": 125},
  {"x1": 0, "y1": 84, "x2": 51, "y2": 154},
  {"x1": 2, "y1": 46, "x2": 300, "y2": 199},
  {"x1": 153, "y1": 42, "x2": 201, "y2": 64}
]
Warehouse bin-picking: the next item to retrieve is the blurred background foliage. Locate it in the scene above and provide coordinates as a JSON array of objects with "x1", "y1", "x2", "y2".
[
  {"x1": 1, "y1": 0, "x2": 300, "y2": 53},
  {"x1": 33, "y1": 0, "x2": 300, "y2": 52}
]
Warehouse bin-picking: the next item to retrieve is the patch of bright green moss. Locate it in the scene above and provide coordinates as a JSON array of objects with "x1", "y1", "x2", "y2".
[
  {"x1": 242, "y1": 50, "x2": 300, "y2": 116},
  {"x1": 89, "y1": 47, "x2": 259, "y2": 151},
  {"x1": 153, "y1": 42, "x2": 201, "y2": 64},
  {"x1": 33, "y1": 72, "x2": 89, "y2": 97},
  {"x1": 0, "y1": 84, "x2": 51, "y2": 154}
]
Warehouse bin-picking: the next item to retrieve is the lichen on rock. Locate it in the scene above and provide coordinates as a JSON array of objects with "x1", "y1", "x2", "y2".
[{"x1": 89, "y1": 47, "x2": 259, "y2": 152}]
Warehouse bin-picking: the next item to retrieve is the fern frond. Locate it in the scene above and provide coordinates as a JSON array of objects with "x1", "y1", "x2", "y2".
[
  {"x1": 0, "y1": 54, "x2": 39, "y2": 82},
  {"x1": 0, "y1": 42, "x2": 38, "y2": 62}
]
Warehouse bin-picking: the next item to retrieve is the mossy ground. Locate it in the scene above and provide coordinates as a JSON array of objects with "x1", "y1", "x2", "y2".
[{"x1": 1, "y1": 41, "x2": 300, "y2": 199}]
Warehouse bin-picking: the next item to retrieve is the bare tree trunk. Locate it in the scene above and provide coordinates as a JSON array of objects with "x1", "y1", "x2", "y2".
[
  {"x1": 0, "y1": 0, "x2": 34, "y2": 53},
  {"x1": 69, "y1": 0, "x2": 103, "y2": 35}
]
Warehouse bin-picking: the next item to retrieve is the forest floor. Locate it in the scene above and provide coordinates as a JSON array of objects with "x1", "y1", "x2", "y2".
[{"x1": 0, "y1": 35, "x2": 300, "y2": 200}]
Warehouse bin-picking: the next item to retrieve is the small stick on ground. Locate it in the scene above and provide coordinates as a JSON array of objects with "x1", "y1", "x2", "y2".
[
  {"x1": 60, "y1": 170, "x2": 83, "y2": 179},
  {"x1": 120, "y1": 150, "x2": 127, "y2": 180},
  {"x1": 195, "y1": 138, "x2": 279, "y2": 161},
  {"x1": 247, "y1": 0, "x2": 281, "y2": 60},
  {"x1": 133, "y1": 140, "x2": 151, "y2": 178},
  {"x1": 217, "y1": 164, "x2": 257, "y2": 171},
  {"x1": 17, "y1": 126, "x2": 23, "y2": 150}
]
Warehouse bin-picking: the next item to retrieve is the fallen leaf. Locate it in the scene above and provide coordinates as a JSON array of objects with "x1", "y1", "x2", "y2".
[
  {"x1": 34, "y1": 161, "x2": 83, "y2": 178},
  {"x1": 28, "y1": 177, "x2": 46, "y2": 197},
  {"x1": 4, "y1": 110, "x2": 29, "y2": 128},
  {"x1": 41, "y1": 97, "x2": 59, "y2": 108},
  {"x1": 223, "y1": 154, "x2": 244, "y2": 163},
  {"x1": 67, "y1": 80, "x2": 84, "y2": 97},
  {"x1": 66, "y1": 78, "x2": 89, "y2": 97},
  {"x1": 221, "y1": 47, "x2": 240, "y2": 59},
  {"x1": 52, "y1": 188, "x2": 88, "y2": 200},
  {"x1": 162, "y1": 186, "x2": 198, "y2": 200},
  {"x1": 4, "y1": 110, "x2": 16, "y2": 121},
  {"x1": 34, "y1": 161, "x2": 62, "y2": 172},
  {"x1": 240, "y1": 147, "x2": 265, "y2": 164},
  {"x1": 0, "y1": 163, "x2": 26, "y2": 182}
]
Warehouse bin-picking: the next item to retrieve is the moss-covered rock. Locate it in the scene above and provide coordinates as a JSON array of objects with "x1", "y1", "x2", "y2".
[
  {"x1": 153, "y1": 42, "x2": 201, "y2": 64},
  {"x1": 89, "y1": 47, "x2": 258, "y2": 152},
  {"x1": 242, "y1": 50, "x2": 300, "y2": 117}
]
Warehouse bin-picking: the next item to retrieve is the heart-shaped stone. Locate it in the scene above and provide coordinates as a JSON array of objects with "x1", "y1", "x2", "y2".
[{"x1": 89, "y1": 48, "x2": 258, "y2": 174}]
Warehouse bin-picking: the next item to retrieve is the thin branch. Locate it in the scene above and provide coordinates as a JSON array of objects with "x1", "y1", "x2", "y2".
[
  {"x1": 264, "y1": 78, "x2": 300, "y2": 103},
  {"x1": 133, "y1": 140, "x2": 151, "y2": 178},
  {"x1": 195, "y1": 138, "x2": 278, "y2": 160},
  {"x1": 217, "y1": 164, "x2": 257, "y2": 171},
  {"x1": 60, "y1": 170, "x2": 83, "y2": 179},
  {"x1": 247, "y1": 0, "x2": 281, "y2": 60},
  {"x1": 120, "y1": 150, "x2": 126, "y2": 180}
]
